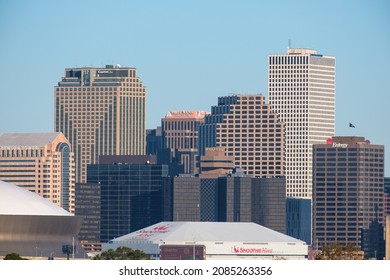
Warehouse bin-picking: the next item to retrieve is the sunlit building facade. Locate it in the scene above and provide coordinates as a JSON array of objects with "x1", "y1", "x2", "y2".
[
  {"x1": 0, "y1": 132, "x2": 74, "y2": 212},
  {"x1": 162, "y1": 110, "x2": 208, "y2": 174},
  {"x1": 268, "y1": 48, "x2": 335, "y2": 198},
  {"x1": 55, "y1": 65, "x2": 146, "y2": 183},
  {"x1": 199, "y1": 94, "x2": 284, "y2": 177}
]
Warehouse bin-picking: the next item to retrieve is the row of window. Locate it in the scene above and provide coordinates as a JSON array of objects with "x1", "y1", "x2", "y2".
[
  {"x1": 269, "y1": 55, "x2": 310, "y2": 65},
  {"x1": 1, "y1": 150, "x2": 43, "y2": 157}
]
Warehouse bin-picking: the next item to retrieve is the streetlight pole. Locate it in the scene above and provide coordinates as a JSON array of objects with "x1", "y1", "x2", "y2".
[
  {"x1": 193, "y1": 241, "x2": 196, "y2": 260},
  {"x1": 72, "y1": 236, "x2": 76, "y2": 259}
]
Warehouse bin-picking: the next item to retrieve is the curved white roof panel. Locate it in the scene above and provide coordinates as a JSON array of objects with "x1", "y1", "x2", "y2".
[
  {"x1": 113, "y1": 221, "x2": 305, "y2": 244},
  {"x1": 0, "y1": 180, "x2": 71, "y2": 216}
]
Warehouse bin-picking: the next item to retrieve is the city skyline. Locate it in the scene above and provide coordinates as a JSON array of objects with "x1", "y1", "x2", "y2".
[{"x1": 0, "y1": 0, "x2": 389, "y2": 175}]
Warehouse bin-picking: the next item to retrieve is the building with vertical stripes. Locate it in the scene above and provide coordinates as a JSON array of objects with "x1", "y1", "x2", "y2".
[
  {"x1": 161, "y1": 110, "x2": 208, "y2": 174},
  {"x1": 55, "y1": 65, "x2": 146, "y2": 183},
  {"x1": 171, "y1": 174, "x2": 286, "y2": 234},
  {"x1": 384, "y1": 177, "x2": 390, "y2": 224},
  {"x1": 313, "y1": 136, "x2": 385, "y2": 259},
  {"x1": 268, "y1": 48, "x2": 335, "y2": 198},
  {"x1": 0, "y1": 132, "x2": 74, "y2": 212}
]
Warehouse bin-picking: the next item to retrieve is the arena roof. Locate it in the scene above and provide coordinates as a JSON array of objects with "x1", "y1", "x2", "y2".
[
  {"x1": 0, "y1": 180, "x2": 72, "y2": 216},
  {"x1": 0, "y1": 132, "x2": 62, "y2": 147},
  {"x1": 111, "y1": 221, "x2": 305, "y2": 244}
]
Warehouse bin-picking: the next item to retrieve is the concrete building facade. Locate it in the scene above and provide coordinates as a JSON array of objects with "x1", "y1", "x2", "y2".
[
  {"x1": 268, "y1": 48, "x2": 335, "y2": 198},
  {"x1": 74, "y1": 182, "x2": 101, "y2": 253},
  {"x1": 172, "y1": 174, "x2": 286, "y2": 234},
  {"x1": 162, "y1": 110, "x2": 208, "y2": 174},
  {"x1": 55, "y1": 65, "x2": 146, "y2": 183},
  {"x1": 0, "y1": 132, "x2": 74, "y2": 212},
  {"x1": 313, "y1": 136, "x2": 385, "y2": 259},
  {"x1": 199, "y1": 147, "x2": 234, "y2": 178},
  {"x1": 199, "y1": 94, "x2": 284, "y2": 177}
]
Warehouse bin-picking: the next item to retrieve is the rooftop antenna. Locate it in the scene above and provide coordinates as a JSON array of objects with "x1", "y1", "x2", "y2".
[{"x1": 288, "y1": 39, "x2": 291, "y2": 49}]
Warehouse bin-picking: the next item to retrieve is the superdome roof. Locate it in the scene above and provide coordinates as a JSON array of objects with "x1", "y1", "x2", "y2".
[{"x1": 0, "y1": 180, "x2": 72, "y2": 216}]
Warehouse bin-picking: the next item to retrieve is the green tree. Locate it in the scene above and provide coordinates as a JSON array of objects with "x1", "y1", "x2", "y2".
[
  {"x1": 93, "y1": 246, "x2": 150, "y2": 260},
  {"x1": 3, "y1": 253, "x2": 27, "y2": 260},
  {"x1": 315, "y1": 243, "x2": 363, "y2": 260}
]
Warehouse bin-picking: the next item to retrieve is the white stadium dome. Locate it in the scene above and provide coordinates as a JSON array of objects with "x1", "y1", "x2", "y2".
[
  {"x1": 0, "y1": 180, "x2": 71, "y2": 216},
  {"x1": 0, "y1": 180, "x2": 83, "y2": 258}
]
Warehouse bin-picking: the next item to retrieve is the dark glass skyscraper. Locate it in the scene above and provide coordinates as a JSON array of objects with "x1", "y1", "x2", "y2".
[
  {"x1": 286, "y1": 198, "x2": 312, "y2": 245},
  {"x1": 384, "y1": 177, "x2": 390, "y2": 221},
  {"x1": 87, "y1": 162, "x2": 168, "y2": 242}
]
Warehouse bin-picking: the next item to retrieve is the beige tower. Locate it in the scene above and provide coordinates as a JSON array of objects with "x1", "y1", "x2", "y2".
[
  {"x1": 162, "y1": 110, "x2": 208, "y2": 174},
  {"x1": 199, "y1": 94, "x2": 284, "y2": 178},
  {"x1": 268, "y1": 48, "x2": 335, "y2": 198},
  {"x1": 55, "y1": 65, "x2": 146, "y2": 183},
  {"x1": 0, "y1": 132, "x2": 75, "y2": 212}
]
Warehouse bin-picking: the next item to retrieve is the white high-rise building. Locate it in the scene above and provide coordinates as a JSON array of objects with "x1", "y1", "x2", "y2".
[{"x1": 268, "y1": 48, "x2": 335, "y2": 198}]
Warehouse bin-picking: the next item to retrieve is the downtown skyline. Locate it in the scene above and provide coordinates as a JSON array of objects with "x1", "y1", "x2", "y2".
[{"x1": 0, "y1": 0, "x2": 389, "y2": 175}]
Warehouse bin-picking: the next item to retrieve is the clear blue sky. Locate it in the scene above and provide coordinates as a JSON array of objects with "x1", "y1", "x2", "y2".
[{"x1": 0, "y1": 0, "x2": 389, "y2": 175}]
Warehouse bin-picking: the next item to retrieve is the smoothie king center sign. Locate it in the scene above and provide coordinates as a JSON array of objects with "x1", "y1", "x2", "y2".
[
  {"x1": 132, "y1": 224, "x2": 171, "y2": 239},
  {"x1": 231, "y1": 245, "x2": 273, "y2": 254}
]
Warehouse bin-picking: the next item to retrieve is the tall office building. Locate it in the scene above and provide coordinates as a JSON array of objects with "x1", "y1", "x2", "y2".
[
  {"x1": 313, "y1": 136, "x2": 385, "y2": 259},
  {"x1": 161, "y1": 110, "x2": 208, "y2": 174},
  {"x1": 55, "y1": 65, "x2": 146, "y2": 183},
  {"x1": 146, "y1": 127, "x2": 162, "y2": 156},
  {"x1": 74, "y1": 182, "x2": 101, "y2": 253},
  {"x1": 286, "y1": 198, "x2": 312, "y2": 245},
  {"x1": 171, "y1": 174, "x2": 286, "y2": 233},
  {"x1": 0, "y1": 132, "x2": 74, "y2": 212},
  {"x1": 268, "y1": 48, "x2": 335, "y2": 198},
  {"x1": 384, "y1": 177, "x2": 390, "y2": 222},
  {"x1": 199, "y1": 94, "x2": 284, "y2": 177},
  {"x1": 86, "y1": 156, "x2": 169, "y2": 242}
]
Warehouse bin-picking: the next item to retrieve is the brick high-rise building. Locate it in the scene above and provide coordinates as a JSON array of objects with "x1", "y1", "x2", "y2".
[
  {"x1": 313, "y1": 136, "x2": 385, "y2": 259},
  {"x1": 161, "y1": 110, "x2": 208, "y2": 174},
  {"x1": 0, "y1": 132, "x2": 74, "y2": 212},
  {"x1": 199, "y1": 94, "x2": 284, "y2": 177},
  {"x1": 268, "y1": 48, "x2": 335, "y2": 198},
  {"x1": 55, "y1": 65, "x2": 146, "y2": 183}
]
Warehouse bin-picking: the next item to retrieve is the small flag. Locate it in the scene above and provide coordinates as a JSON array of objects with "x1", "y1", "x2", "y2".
[{"x1": 349, "y1": 122, "x2": 355, "y2": 128}]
